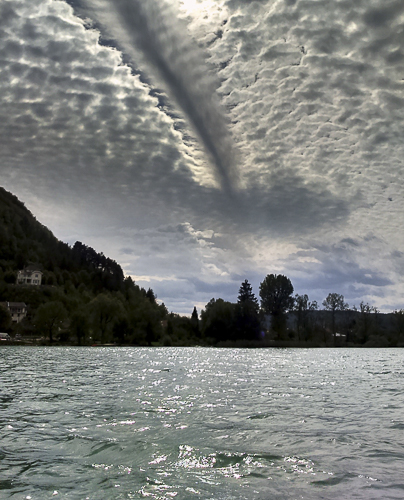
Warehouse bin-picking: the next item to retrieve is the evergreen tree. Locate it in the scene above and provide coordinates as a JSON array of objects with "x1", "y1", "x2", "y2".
[
  {"x1": 191, "y1": 306, "x2": 200, "y2": 336},
  {"x1": 237, "y1": 279, "x2": 259, "y2": 312},
  {"x1": 235, "y1": 280, "x2": 260, "y2": 340},
  {"x1": 146, "y1": 288, "x2": 156, "y2": 304}
]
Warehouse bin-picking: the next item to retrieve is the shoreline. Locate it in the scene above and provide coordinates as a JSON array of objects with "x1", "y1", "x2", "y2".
[{"x1": 1, "y1": 340, "x2": 402, "y2": 348}]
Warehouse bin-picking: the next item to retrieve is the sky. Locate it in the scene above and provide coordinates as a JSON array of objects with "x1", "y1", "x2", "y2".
[{"x1": 1, "y1": 0, "x2": 404, "y2": 314}]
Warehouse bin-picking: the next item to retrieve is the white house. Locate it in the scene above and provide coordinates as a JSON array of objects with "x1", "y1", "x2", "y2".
[
  {"x1": 17, "y1": 267, "x2": 43, "y2": 285},
  {"x1": 0, "y1": 302, "x2": 27, "y2": 323}
]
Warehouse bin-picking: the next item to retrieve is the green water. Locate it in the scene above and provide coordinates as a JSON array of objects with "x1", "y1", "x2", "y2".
[{"x1": 1, "y1": 347, "x2": 404, "y2": 499}]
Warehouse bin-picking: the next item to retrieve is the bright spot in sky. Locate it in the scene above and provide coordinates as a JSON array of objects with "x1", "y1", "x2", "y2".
[
  {"x1": 179, "y1": 0, "x2": 214, "y2": 16},
  {"x1": 180, "y1": 0, "x2": 201, "y2": 13}
]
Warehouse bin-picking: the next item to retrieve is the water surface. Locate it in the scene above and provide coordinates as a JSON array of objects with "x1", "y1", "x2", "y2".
[{"x1": 1, "y1": 347, "x2": 403, "y2": 499}]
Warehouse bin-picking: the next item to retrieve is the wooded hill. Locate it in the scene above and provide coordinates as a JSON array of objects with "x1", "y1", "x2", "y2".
[
  {"x1": 0, "y1": 186, "x2": 198, "y2": 345},
  {"x1": 0, "y1": 187, "x2": 124, "y2": 292}
]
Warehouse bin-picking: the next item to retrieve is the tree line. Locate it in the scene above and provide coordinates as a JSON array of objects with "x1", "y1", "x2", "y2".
[
  {"x1": 1, "y1": 186, "x2": 403, "y2": 347},
  {"x1": 200, "y1": 275, "x2": 404, "y2": 347}
]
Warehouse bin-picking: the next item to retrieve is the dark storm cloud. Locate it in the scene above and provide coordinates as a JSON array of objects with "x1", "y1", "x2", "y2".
[{"x1": 363, "y1": 0, "x2": 404, "y2": 28}]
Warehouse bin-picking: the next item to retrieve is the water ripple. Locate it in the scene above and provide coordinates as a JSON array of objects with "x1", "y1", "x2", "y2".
[{"x1": 1, "y1": 347, "x2": 403, "y2": 499}]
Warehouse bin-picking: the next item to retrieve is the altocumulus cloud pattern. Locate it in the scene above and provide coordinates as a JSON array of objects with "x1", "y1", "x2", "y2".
[{"x1": 0, "y1": 0, "x2": 403, "y2": 313}]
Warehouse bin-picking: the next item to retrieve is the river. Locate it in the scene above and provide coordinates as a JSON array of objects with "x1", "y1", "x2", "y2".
[{"x1": 1, "y1": 347, "x2": 403, "y2": 499}]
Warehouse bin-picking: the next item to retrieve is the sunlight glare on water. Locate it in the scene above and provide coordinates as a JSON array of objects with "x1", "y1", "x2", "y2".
[{"x1": 1, "y1": 347, "x2": 404, "y2": 499}]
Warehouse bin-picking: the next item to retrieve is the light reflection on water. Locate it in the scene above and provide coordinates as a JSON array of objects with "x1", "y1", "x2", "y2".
[{"x1": 1, "y1": 347, "x2": 404, "y2": 499}]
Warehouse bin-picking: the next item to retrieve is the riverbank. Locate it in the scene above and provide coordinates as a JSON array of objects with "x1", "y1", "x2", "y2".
[{"x1": 1, "y1": 339, "x2": 402, "y2": 348}]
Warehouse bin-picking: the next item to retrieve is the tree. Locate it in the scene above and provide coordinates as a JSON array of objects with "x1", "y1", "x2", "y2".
[
  {"x1": 146, "y1": 288, "x2": 156, "y2": 304},
  {"x1": 235, "y1": 280, "x2": 260, "y2": 340},
  {"x1": 201, "y1": 298, "x2": 236, "y2": 343},
  {"x1": 89, "y1": 294, "x2": 125, "y2": 343},
  {"x1": 113, "y1": 317, "x2": 131, "y2": 345},
  {"x1": 259, "y1": 274, "x2": 294, "y2": 336},
  {"x1": 293, "y1": 294, "x2": 318, "y2": 341},
  {"x1": 238, "y1": 280, "x2": 259, "y2": 312},
  {"x1": 191, "y1": 306, "x2": 200, "y2": 336},
  {"x1": 355, "y1": 301, "x2": 375, "y2": 344},
  {"x1": 70, "y1": 306, "x2": 90, "y2": 346},
  {"x1": 145, "y1": 321, "x2": 155, "y2": 345},
  {"x1": 322, "y1": 293, "x2": 348, "y2": 345},
  {"x1": 259, "y1": 274, "x2": 294, "y2": 315},
  {"x1": 34, "y1": 301, "x2": 68, "y2": 343},
  {"x1": 0, "y1": 304, "x2": 12, "y2": 331},
  {"x1": 4, "y1": 271, "x2": 16, "y2": 284},
  {"x1": 393, "y1": 309, "x2": 404, "y2": 345}
]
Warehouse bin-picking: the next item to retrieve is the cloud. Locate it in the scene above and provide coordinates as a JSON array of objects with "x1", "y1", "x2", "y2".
[
  {"x1": 0, "y1": 1, "x2": 197, "y2": 201},
  {"x1": 1, "y1": 0, "x2": 404, "y2": 313},
  {"x1": 79, "y1": 0, "x2": 239, "y2": 194}
]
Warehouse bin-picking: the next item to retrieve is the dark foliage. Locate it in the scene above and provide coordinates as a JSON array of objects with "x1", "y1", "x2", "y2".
[
  {"x1": 235, "y1": 280, "x2": 260, "y2": 340},
  {"x1": 259, "y1": 274, "x2": 294, "y2": 316}
]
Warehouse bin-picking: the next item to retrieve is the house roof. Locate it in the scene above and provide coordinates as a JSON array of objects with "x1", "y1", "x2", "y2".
[
  {"x1": 20, "y1": 265, "x2": 43, "y2": 273},
  {"x1": 0, "y1": 301, "x2": 27, "y2": 308}
]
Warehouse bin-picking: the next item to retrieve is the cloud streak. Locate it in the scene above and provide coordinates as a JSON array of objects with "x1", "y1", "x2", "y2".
[{"x1": 82, "y1": 0, "x2": 238, "y2": 194}]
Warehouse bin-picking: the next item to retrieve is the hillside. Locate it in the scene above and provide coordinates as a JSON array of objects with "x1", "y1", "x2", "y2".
[
  {"x1": 0, "y1": 186, "x2": 192, "y2": 345},
  {"x1": 0, "y1": 187, "x2": 125, "y2": 292}
]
